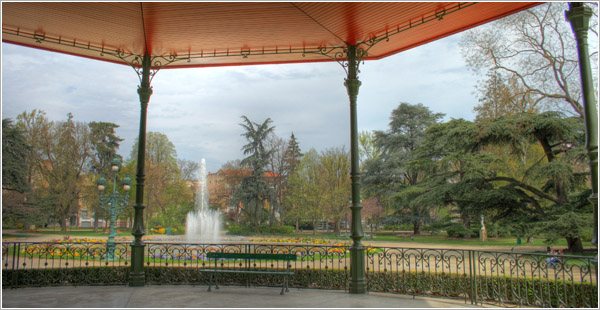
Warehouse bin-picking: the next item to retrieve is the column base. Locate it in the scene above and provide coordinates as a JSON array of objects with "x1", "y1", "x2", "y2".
[
  {"x1": 349, "y1": 282, "x2": 367, "y2": 294},
  {"x1": 349, "y1": 246, "x2": 367, "y2": 294},
  {"x1": 129, "y1": 241, "x2": 146, "y2": 287},
  {"x1": 129, "y1": 272, "x2": 146, "y2": 287}
]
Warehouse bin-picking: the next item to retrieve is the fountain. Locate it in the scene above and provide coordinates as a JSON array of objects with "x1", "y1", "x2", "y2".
[{"x1": 186, "y1": 158, "x2": 222, "y2": 243}]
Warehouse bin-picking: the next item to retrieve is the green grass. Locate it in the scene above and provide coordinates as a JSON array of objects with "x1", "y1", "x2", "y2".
[
  {"x1": 10, "y1": 228, "x2": 132, "y2": 238},
  {"x1": 370, "y1": 234, "x2": 594, "y2": 247}
]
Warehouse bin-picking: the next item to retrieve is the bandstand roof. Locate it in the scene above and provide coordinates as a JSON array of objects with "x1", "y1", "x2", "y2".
[{"x1": 2, "y1": 2, "x2": 540, "y2": 69}]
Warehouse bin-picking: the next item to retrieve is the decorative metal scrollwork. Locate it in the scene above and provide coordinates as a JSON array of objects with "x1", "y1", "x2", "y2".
[{"x1": 111, "y1": 50, "x2": 185, "y2": 86}]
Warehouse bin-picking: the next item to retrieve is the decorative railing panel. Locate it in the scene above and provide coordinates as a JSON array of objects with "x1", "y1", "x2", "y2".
[{"x1": 2, "y1": 241, "x2": 596, "y2": 307}]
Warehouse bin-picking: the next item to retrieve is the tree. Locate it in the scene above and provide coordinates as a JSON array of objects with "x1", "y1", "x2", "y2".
[
  {"x1": 474, "y1": 71, "x2": 537, "y2": 120},
  {"x1": 2, "y1": 118, "x2": 33, "y2": 228},
  {"x1": 177, "y1": 159, "x2": 199, "y2": 182},
  {"x1": 265, "y1": 134, "x2": 288, "y2": 225},
  {"x1": 87, "y1": 121, "x2": 123, "y2": 231},
  {"x1": 24, "y1": 113, "x2": 94, "y2": 231},
  {"x1": 358, "y1": 130, "x2": 382, "y2": 168},
  {"x1": 14, "y1": 110, "x2": 56, "y2": 227},
  {"x1": 476, "y1": 112, "x2": 589, "y2": 251},
  {"x1": 362, "y1": 197, "x2": 384, "y2": 235},
  {"x1": 88, "y1": 122, "x2": 123, "y2": 175},
  {"x1": 284, "y1": 149, "x2": 327, "y2": 233},
  {"x1": 15, "y1": 110, "x2": 53, "y2": 187},
  {"x1": 280, "y1": 132, "x2": 303, "y2": 222},
  {"x1": 234, "y1": 116, "x2": 276, "y2": 226},
  {"x1": 129, "y1": 132, "x2": 189, "y2": 232},
  {"x1": 460, "y1": 2, "x2": 599, "y2": 118},
  {"x1": 412, "y1": 118, "x2": 496, "y2": 232},
  {"x1": 2, "y1": 119, "x2": 30, "y2": 193},
  {"x1": 283, "y1": 132, "x2": 303, "y2": 175},
  {"x1": 362, "y1": 103, "x2": 444, "y2": 234},
  {"x1": 318, "y1": 147, "x2": 351, "y2": 234},
  {"x1": 239, "y1": 116, "x2": 275, "y2": 173}
]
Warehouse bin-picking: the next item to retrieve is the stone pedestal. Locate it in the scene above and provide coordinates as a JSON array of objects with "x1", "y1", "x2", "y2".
[{"x1": 480, "y1": 227, "x2": 488, "y2": 242}]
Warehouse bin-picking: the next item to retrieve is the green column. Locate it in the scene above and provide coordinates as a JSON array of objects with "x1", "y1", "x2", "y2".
[
  {"x1": 566, "y1": 3, "x2": 598, "y2": 245},
  {"x1": 130, "y1": 53, "x2": 153, "y2": 286},
  {"x1": 345, "y1": 45, "x2": 367, "y2": 294}
]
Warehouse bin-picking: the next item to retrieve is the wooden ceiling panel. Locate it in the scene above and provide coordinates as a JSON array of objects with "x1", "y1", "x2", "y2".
[{"x1": 2, "y1": 2, "x2": 541, "y2": 68}]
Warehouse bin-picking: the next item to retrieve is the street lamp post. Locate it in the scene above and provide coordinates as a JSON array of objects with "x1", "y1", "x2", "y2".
[{"x1": 97, "y1": 157, "x2": 132, "y2": 260}]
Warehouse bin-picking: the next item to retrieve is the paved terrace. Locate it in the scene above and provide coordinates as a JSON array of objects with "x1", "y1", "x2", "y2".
[{"x1": 2, "y1": 285, "x2": 492, "y2": 308}]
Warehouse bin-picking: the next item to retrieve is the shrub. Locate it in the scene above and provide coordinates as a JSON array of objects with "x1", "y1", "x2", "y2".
[
  {"x1": 227, "y1": 224, "x2": 248, "y2": 235},
  {"x1": 445, "y1": 223, "x2": 476, "y2": 238},
  {"x1": 226, "y1": 224, "x2": 295, "y2": 235},
  {"x1": 383, "y1": 224, "x2": 412, "y2": 231}
]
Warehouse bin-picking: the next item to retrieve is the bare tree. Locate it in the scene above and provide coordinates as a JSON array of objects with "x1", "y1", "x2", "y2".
[
  {"x1": 266, "y1": 133, "x2": 288, "y2": 225},
  {"x1": 460, "y1": 2, "x2": 598, "y2": 118},
  {"x1": 177, "y1": 159, "x2": 199, "y2": 182}
]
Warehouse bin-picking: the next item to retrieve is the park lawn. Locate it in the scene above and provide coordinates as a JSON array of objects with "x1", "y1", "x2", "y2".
[
  {"x1": 17, "y1": 228, "x2": 132, "y2": 238},
  {"x1": 370, "y1": 234, "x2": 595, "y2": 248},
  {"x1": 8, "y1": 229, "x2": 594, "y2": 249}
]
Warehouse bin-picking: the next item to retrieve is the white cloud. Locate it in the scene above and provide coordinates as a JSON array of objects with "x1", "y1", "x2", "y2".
[{"x1": 2, "y1": 33, "x2": 478, "y2": 173}]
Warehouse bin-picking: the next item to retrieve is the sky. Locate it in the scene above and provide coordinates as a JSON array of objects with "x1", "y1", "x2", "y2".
[{"x1": 2, "y1": 30, "x2": 479, "y2": 174}]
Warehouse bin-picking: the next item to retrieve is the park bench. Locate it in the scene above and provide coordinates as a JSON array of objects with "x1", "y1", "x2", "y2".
[{"x1": 205, "y1": 252, "x2": 297, "y2": 295}]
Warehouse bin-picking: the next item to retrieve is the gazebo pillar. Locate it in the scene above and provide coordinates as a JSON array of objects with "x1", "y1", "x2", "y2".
[
  {"x1": 130, "y1": 53, "x2": 153, "y2": 286},
  {"x1": 345, "y1": 44, "x2": 367, "y2": 294},
  {"x1": 566, "y1": 3, "x2": 598, "y2": 246}
]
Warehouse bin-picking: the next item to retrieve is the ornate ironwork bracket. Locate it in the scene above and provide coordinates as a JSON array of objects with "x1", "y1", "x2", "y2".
[{"x1": 110, "y1": 50, "x2": 186, "y2": 86}]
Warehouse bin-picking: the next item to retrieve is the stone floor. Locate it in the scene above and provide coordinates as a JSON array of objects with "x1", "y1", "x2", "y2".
[{"x1": 2, "y1": 285, "x2": 492, "y2": 308}]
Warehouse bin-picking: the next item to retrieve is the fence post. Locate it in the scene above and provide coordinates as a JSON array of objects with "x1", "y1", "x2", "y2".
[
  {"x1": 11, "y1": 243, "x2": 20, "y2": 287},
  {"x1": 468, "y1": 250, "x2": 473, "y2": 305},
  {"x1": 470, "y1": 250, "x2": 479, "y2": 305}
]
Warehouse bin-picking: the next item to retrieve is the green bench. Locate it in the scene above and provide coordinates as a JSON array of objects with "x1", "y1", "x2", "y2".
[{"x1": 205, "y1": 252, "x2": 297, "y2": 295}]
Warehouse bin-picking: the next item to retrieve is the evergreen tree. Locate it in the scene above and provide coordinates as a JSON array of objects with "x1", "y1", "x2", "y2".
[
  {"x1": 234, "y1": 116, "x2": 276, "y2": 226},
  {"x1": 88, "y1": 121, "x2": 123, "y2": 231},
  {"x1": 2, "y1": 118, "x2": 30, "y2": 193},
  {"x1": 283, "y1": 132, "x2": 303, "y2": 175},
  {"x1": 280, "y1": 132, "x2": 303, "y2": 222},
  {"x1": 2, "y1": 118, "x2": 34, "y2": 228},
  {"x1": 476, "y1": 112, "x2": 588, "y2": 251},
  {"x1": 362, "y1": 103, "x2": 444, "y2": 234}
]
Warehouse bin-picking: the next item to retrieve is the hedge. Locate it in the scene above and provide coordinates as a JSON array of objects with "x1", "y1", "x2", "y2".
[{"x1": 3, "y1": 267, "x2": 596, "y2": 307}]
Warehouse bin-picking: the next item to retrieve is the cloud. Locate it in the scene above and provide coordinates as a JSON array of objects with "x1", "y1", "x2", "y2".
[{"x1": 2, "y1": 32, "x2": 478, "y2": 173}]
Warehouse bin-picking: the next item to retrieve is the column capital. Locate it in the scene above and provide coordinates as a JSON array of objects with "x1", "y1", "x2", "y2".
[
  {"x1": 137, "y1": 86, "x2": 153, "y2": 104},
  {"x1": 566, "y1": 4, "x2": 593, "y2": 35},
  {"x1": 344, "y1": 78, "x2": 362, "y2": 98}
]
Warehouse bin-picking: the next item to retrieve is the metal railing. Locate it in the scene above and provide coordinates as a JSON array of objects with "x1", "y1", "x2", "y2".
[{"x1": 2, "y1": 241, "x2": 597, "y2": 307}]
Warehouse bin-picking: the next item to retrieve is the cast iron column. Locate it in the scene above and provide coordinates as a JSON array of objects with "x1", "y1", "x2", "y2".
[
  {"x1": 345, "y1": 44, "x2": 367, "y2": 294},
  {"x1": 566, "y1": 3, "x2": 598, "y2": 245},
  {"x1": 130, "y1": 53, "x2": 153, "y2": 286}
]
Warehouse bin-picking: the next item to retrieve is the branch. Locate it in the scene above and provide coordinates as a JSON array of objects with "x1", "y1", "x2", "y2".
[
  {"x1": 486, "y1": 176, "x2": 560, "y2": 204},
  {"x1": 513, "y1": 187, "x2": 546, "y2": 216}
]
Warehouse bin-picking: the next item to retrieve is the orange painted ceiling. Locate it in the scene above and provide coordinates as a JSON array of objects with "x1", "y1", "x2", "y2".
[{"x1": 2, "y1": 2, "x2": 540, "y2": 69}]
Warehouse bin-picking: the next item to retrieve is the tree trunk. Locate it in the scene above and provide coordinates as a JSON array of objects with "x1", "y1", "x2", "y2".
[
  {"x1": 312, "y1": 219, "x2": 316, "y2": 235},
  {"x1": 461, "y1": 214, "x2": 471, "y2": 238},
  {"x1": 566, "y1": 236, "x2": 584, "y2": 253},
  {"x1": 93, "y1": 214, "x2": 99, "y2": 232},
  {"x1": 412, "y1": 221, "x2": 421, "y2": 235},
  {"x1": 60, "y1": 214, "x2": 68, "y2": 232},
  {"x1": 462, "y1": 214, "x2": 471, "y2": 229},
  {"x1": 295, "y1": 218, "x2": 299, "y2": 232},
  {"x1": 334, "y1": 220, "x2": 341, "y2": 235}
]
